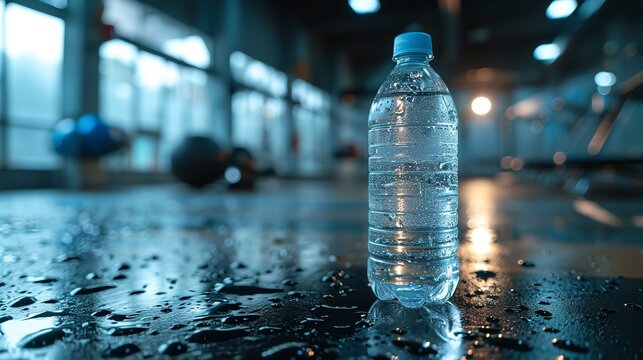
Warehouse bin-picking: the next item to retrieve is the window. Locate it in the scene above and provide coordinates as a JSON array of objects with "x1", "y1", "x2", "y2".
[
  {"x1": 230, "y1": 51, "x2": 287, "y2": 97},
  {"x1": 99, "y1": 39, "x2": 137, "y2": 131},
  {"x1": 102, "y1": 0, "x2": 210, "y2": 69},
  {"x1": 99, "y1": 39, "x2": 222, "y2": 172},
  {"x1": 4, "y1": 3, "x2": 64, "y2": 169},
  {"x1": 38, "y1": 0, "x2": 67, "y2": 9},
  {"x1": 291, "y1": 79, "x2": 332, "y2": 176},
  {"x1": 136, "y1": 51, "x2": 167, "y2": 132},
  {"x1": 230, "y1": 52, "x2": 289, "y2": 174}
]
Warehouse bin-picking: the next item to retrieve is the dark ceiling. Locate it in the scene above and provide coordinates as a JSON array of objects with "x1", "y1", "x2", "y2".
[
  {"x1": 285, "y1": 0, "x2": 577, "y2": 85},
  {"x1": 142, "y1": 0, "x2": 638, "y2": 93}
]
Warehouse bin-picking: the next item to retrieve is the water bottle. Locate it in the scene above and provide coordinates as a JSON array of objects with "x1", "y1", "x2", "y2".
[{"x1": 368, "y1": 32, "x2": 459, "y2": 308}]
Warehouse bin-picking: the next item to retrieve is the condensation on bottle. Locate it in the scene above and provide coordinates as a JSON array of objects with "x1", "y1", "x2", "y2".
[{"x1": 368, "y1": 32, "x2": 459, "y2": 308}]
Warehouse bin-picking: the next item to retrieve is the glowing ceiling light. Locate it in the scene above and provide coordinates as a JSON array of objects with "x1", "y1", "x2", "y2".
[
  {"x1": 533, "y1": 43, "x2": 561, "y2": 62},
  {"x1": 471, "y1": 96, "x2": 492, "y2": 116},
  {"x1": 348, "y1": 0, "x2": 380, "y2": 14},
  {"x1": 546, "y1": 0, "x2": 577, "y2": 19},
  {"x1": 594, "y1": 71, "x2": 616, "y2": 87}
]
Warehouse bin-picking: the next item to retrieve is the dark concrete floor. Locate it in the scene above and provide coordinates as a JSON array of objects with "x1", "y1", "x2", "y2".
[{"x1": 0, "y1": 175, "x2": 641, "y2": 359}]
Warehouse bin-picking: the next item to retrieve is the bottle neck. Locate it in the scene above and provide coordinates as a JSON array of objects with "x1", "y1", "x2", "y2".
[{"x1": 394, "y1": 54, "x2": 431, "y2": 66}]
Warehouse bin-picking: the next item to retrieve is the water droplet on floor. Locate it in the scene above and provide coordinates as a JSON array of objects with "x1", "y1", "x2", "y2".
[
  {"x1": 158, "y1": 341, "x2": 188, "y2": 355},
  {"x1": 473, "y1": 270, "x2": 496, "y2": 281},
  {"x1": 107, "y1": 314, "x2": 134, "y2": 321},
  {"x1": 260, "y1": 342, "x2": 310, "y2": 359},
  {"x1": 214, "y1": 284, "x2": 283, "y2": 295},
  {"x1": 258, "y1": 326, "x2": 282, "y2": 334},
  {"x1": 599, "y1": 307, "x2": 617, "y2": 315},
  {"x1": 222, "y1": 314, "x2": 261, "y2": 325},
  {"x1": 18, "y1": 327, "x2": 66, "y2": 348},
  {"x1": 230, "y1": 261, "x2": 247, "y2": 269},
  {"x1": 24, "y1": 310, "x2": 70, "y2": 320},
  {"x1": 85, "y1": 272, "x2": 100, "y2": 280},
  {"x1": 105, "y1": 343, "x2": 140, "y2": 358},
  {"x1": 281, "y1": 279, "x2": 297, "y2": 286},
  {"x1": 486, "y1": 335, "x2": 532, "y2": 352},
  {"x1": 26, "y1": 276, "x2": 58, "y2": 284},
  {"x1": 185, "y1": 327, "x2": 248, "y2": 344},
  {"x1": 70, "y1": 284, "x2": 116, "y2": 296},
  {"x1": 391, "y1": 327, "x2": 406, "y2": 335},
  {"x1": 551, "y1": 338, "x2": 589, "y2": 353},
  {"x1": 517, "y1": 259, "x2": 535, "y2": 267},
  {"x1": 288, "y1": 290, "x2": 306, "y2": 298},
  {"x1": 9, "y1": 296, "x2": 37, "y2": 307},
  {"x1": 108, "y1": 326, "x2": 148, "y2": 336},
  {"x1": 478, "y1": 326, "x2": 502, "y2": 334}
]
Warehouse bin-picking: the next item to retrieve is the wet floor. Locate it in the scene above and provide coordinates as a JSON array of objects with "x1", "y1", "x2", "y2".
[{"x1": 0, "y1": 176, "x2": 641, "y2": 359}]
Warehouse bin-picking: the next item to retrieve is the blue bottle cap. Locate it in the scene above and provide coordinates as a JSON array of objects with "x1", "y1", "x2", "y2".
[{"x1": 393, "y1": 32, "x2": 433, "y2": 58}]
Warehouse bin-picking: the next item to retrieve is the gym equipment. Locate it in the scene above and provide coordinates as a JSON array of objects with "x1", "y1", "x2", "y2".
[
  {"x1": 171, "y1": 136, "x2": 227, "y2": 188},
  {"x1": 52, "y1": 114, "x2": 127, "y2": 158},
  {"x1": 225, "y1": 147, "x2": 256, "y2": 190}
]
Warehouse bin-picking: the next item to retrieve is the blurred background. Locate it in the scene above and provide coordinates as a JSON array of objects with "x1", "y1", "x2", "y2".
[{"x1": 0, "y1": 0, "x2": 641, "y2": 192}]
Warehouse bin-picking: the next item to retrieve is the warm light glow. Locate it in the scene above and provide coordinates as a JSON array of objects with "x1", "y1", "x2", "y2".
[
  {"x1": 471, "y1": 96, "x2": 491, "y2": 116},
  {"x1": 507, "y1": 98, "x2": 540, "y2": 119},
  {"x1": 553, "y1": 151, "x2": 567, "y2": 165},
  {"x1": 574, "y1": 199, "x2": 622, "y2": 227},
  {"x1": 348, "y1": 0, "x2": 380, "y2": 14},
  {"x1": 461, "y1": 180, "x2": 497, "y2": 262},
  {"x1": 468, "y1": 228, "x2": 494, "y2": 254},
  {"x1": 510, "y1": 157, "x2": 524, "y2": 171},
  {"x1": 391, "y1": 265, "x2": 404, "y2": 275},
  {"x1": 533, "y1": 43, "x2": 561, "y2": 62},
  {"x1": 546, "y1": 0, "x2": 577, "y2": 19}
]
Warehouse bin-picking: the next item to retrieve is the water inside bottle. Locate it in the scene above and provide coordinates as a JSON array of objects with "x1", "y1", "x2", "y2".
[{"x1": 368, "y1": 92, "x2": 459, "y2": 308}]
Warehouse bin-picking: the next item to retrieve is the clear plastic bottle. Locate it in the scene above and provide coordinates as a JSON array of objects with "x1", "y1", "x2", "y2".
[{"x1": 368, "y1": 32, "x2": 459, "y2": 308}]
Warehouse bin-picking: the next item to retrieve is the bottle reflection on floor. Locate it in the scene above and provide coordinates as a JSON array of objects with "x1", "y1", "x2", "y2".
[{"x1": 366, "y1": 300, "x2": 463, "y2": 359}]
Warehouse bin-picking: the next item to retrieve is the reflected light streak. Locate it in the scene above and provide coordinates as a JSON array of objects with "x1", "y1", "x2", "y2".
[
  {"x1": 632, "y1": 215, "x2": 643, "y2": 228},
  {"x1": 461, "y1": 180, "x2": 497, "y2": 260},
  {"x1": 573, "y1": 199, "x2": 622, "y2": 227},
  {"x1": 0, "y1": 318, "x2": 56, "y2": 348},
  {"x1": 391, "y1": 265, "x2": 404, "y2": 275}
]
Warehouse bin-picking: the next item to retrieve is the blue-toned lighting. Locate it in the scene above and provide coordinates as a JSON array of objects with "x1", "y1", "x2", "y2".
[
  {"x1": 533, "y1": 43, "x2": 561, "y2": 62},
  {"x1": 594, "y1": 71, "x2": 616, "y2": 87},
  {"x1": 546, "y1": 0, "x2": 577, "y2": 19},
  {"x1": 349, "y1": 0, "x2": 380, "y2": 14}
]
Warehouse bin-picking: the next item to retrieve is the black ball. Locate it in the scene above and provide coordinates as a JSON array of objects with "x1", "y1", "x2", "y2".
[{"x1": 171, "y1": 136, "x2": 226, "y2": 188}]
